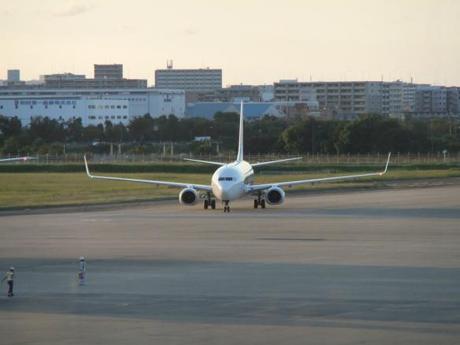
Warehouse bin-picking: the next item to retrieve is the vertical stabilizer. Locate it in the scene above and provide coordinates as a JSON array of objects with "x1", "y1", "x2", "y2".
[{"x1": 236, "y1": 101, "x2": 244, "y2": 162}]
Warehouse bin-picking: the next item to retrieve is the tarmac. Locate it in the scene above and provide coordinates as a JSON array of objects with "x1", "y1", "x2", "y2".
[{"x1": 1, "y1": 185, "x2": 460, "y2": 344}]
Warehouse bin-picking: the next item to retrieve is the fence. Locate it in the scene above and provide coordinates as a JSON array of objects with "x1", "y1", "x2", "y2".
[{"x1": 6, "y1": 152, "x2": 460, "y2": 165}]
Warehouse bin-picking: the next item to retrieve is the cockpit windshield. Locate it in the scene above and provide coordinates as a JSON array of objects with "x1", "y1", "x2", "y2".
[{"x1": 218, "y1": 177, "x2": 233, "y2": 181}]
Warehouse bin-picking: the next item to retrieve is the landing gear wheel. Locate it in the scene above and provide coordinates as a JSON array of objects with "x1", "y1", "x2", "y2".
[
  {"x1": 211, "y1": 199, "x2": 216, "y2": 209},
  {"x1": 261, "y1": 199, "x2": 266, "y2": 209},
  {"x1": 254, "y1": 199, "x2": 259, "y2": 209},
  {"x1": 204, "y1": 199, "x2": 209, "y2": 210},
  {"x1": 223, "y1": 201, "x2": 230, "y2": 213}
]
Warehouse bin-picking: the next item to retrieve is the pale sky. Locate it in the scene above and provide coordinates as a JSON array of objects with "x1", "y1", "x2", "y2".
[{"x1": 1, "y1": 0, "x2": 460, "y2": 86}]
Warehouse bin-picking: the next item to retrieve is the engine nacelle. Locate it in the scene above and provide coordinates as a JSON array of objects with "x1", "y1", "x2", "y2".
[
  {"x1": 179, "y1": 188, "x2": 199, "y2": 205},
  {"x1": 265, "y1": 186, "x2": 285, "y2": 205}
]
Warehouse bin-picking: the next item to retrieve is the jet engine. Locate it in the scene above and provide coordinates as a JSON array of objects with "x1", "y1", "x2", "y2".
[
  {"x1": 179, "y1": 188, "x2": 199, "y2": 205},
  {"x1": 265, "y1": 186, "x2": 285, "y2": 205}
]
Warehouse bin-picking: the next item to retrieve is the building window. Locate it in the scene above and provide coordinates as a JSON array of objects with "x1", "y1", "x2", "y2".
[
  {"x1": 123, "y1": 105, "x2": 127, "y2": 109},
  {"x1": 117, "y1": 105, "x2": 121, "y2": 109}
]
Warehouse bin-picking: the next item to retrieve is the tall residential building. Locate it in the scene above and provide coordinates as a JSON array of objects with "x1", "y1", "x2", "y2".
[
  {"x1": 94, "y1": 64, "x2": 123, "y2": 80},
  {"x1": 275, "y1": 80, "x2": 382, "y2": 118},
  {"x1": 401, "y1": 82, "x2": 417, "y2": 113},
  {"x1": 381, "y1": 81, "x2": 417, "y2": 116},
  {"x1": 7, "y1": 69, "x2": 20, "y2": 82},
  {"x1": 155, "y1": 67, "x2": 222, "y2": 92},
  {"x1": 447, "y1": 87, "x2": 459, "y2": 115},
  {"x1": 415, "y1": 85, "x2": 447, "y2": 115}
]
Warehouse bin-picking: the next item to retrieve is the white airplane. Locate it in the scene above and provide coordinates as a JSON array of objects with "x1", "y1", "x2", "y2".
[
  {"x1": 0, "y1": 156, "x2": 35, "y2": 163},
  {"x1": 84, "y1": 102, "x2": 391, "y2": 212}
]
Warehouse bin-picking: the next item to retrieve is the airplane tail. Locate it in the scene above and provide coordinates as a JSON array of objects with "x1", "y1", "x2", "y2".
[{"x1": 236, "y1": 101, "x2": 244, "y2": 162}]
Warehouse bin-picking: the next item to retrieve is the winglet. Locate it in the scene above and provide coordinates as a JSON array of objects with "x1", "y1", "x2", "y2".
[
  {"x1": 83, "y1": 155, "x2": 92, "y2": 178},
  {"x1": 381, "y1": 152, "x2": 391, "y2": 175}
]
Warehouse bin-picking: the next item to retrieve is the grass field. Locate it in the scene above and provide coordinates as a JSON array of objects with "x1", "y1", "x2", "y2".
[{"x1": 1, "y1": 168, "x2": 460, "y2": 209}]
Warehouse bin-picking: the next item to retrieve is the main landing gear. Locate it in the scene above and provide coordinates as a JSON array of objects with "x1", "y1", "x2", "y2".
[
  {"x1": 204, "y1": 193, "x2": 216, "y2": 210},
  {"x1": 223, "y1": 200, "x2": 231, "y2": 213},
  {"x1": 253, "y1": 193, "x2": 266, "y2": 209}
]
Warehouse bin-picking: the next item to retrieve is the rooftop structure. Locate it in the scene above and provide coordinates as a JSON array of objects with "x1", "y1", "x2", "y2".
[
  {"x1": 94, "y1": 64, "x2": 123, "y2": 80},
  {"x1": 7, "y1": 69, "x2": 20, "y2": 82},
  {"x1": 155, "y1": 67, "x2": 222, "y2": 92}
]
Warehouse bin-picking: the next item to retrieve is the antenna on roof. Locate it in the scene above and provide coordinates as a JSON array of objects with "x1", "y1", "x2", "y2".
[{"x1": 167, "y1": 60, "x2": 173, "y2": 69}]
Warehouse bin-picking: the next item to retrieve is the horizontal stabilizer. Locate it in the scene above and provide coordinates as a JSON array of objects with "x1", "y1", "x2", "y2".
[
  {"x1": 251, "y1": 157, "x2": 302, "y2": 167},
  {"x1": 183, "y1": 158, "x2": 226, "y2": 166}
]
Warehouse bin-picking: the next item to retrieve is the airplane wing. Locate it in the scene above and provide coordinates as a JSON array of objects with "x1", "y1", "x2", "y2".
[
  {"x1": 251, "y1": 157, "x2": 302, "y2": 167},
  {"x1": 183, "y1": 158, "x2": 226, "y2": 166},
  {"x1": 0, "y1": 156, "x2": 35, "y2": 163},
  {"x1": 247, "y1": 153, "x2": 391, "y2": 192},
  {"x1": 84, "y1": 156, "x2": 212, "y2": 192}
]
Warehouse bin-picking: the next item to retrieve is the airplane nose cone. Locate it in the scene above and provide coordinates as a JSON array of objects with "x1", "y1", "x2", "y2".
[
  {"x1": 212, "y1": 183, "x2": 224, "y2": 200},
  {"x1": 213, "y1": 183, "x2": 234, "y2": 201}
]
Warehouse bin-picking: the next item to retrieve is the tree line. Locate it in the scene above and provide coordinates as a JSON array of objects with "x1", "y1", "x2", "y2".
[{"x1": 0, "y1": 112, "x2": 459, "y2": 155}]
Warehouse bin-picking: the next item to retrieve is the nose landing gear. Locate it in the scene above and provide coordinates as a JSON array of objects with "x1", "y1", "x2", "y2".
[{"x1": 223, "y1": 200, "x2": 231, "y2": 213}]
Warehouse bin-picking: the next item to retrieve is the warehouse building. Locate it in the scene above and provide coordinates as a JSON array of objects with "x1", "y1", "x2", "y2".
[{"x1": 0, "y1": 87, "x2": 185, "y2": 126}]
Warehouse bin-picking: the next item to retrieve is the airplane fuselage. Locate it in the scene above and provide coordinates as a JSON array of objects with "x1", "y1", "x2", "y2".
[{"x1": 211, "y1": 160, "x2": 254, "y2": 201}]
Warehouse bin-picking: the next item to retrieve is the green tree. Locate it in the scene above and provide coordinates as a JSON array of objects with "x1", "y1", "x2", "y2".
[
  {"x1": 128, "y1": 114, "x2": 156, "y2": 142},
  {"x1": 64, "y1": 118, "x2": 84, "y2": 142},
  {"x1": 29, "y1": 117, "x2": 65, "y2": 143}
]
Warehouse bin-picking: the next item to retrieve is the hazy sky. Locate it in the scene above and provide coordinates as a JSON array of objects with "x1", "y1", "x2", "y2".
[{"x1": 1, "y1": 0, "x2": 460, "y2": 86}]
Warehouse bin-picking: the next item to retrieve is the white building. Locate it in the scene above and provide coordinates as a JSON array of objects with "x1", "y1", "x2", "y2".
[
  {"x1": 155, "y1": 67, "x2": 222, "y2": 92},
  {"x1": 0, "y1": 87, "x2": 185, "y2": 126}
]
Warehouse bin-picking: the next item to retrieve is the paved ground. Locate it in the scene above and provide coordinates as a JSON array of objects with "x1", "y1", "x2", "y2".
[{"x1": 1, "y1": 186, "x2": 460, "y2": 344}]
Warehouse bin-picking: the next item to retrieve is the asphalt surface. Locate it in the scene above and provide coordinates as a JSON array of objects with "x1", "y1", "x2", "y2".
[{"x1": 1, "y1": 186, "x2": 460, "y2": 344}]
